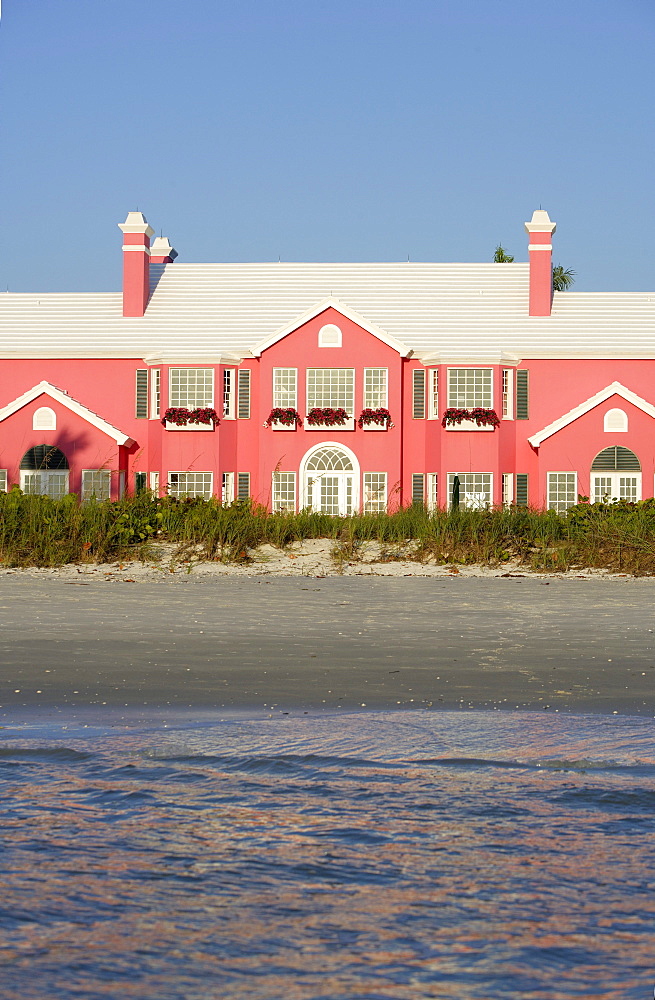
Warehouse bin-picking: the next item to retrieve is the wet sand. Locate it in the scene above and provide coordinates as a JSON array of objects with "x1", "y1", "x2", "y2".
[{"x1": 0, "y1": 575, "x2": 654, "y2": 719}]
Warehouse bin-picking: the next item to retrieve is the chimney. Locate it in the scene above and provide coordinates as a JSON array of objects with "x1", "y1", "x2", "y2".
[
  {"x1": 150, "y1": 236, "x2": 178, "y2": 264},
  {"x1": 524, "y1": 209, "x2": 556, "y2": 317},
  {"x1": 118, "y1": 211, "x2": 155, "y2": 317}
]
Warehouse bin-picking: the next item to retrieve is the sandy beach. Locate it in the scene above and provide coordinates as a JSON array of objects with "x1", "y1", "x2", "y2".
[{"x1": 1, "y1": 544, "x2": 654, "y2": 719}]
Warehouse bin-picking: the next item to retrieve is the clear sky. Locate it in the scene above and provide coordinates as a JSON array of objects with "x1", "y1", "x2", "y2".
[{"x1": 1, "y1": 0, "x2": 654, "y2": 292}]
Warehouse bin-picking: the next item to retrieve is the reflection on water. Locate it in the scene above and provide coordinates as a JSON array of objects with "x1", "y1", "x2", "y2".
[{"x1": 0, "y1": 711, "x2": 653, "y2": 1000}]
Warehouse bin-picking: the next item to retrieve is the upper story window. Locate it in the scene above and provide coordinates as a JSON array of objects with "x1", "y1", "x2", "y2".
[
  {"x1": 363, "y1": 369, "x2": 388, "y2": 409},
  {"x1": 447, "y1": 368, "x2": 493, "y2": 409},
  {"x1": 428, "y1": 369, "x2": 439, "y2": 419},
  {"x1": 307, "y1": 369, "x2": 354, "y2": 413},
  {"x1": 33, "y1": 406, "x2": 56, "y2": 431},
  {"x1": 150, "y1": 369, "x2": 161, "y2": 419},
  {"x1": 169, "y1": 369, "x2": 214, "y2": 409},
  {"x1": 604, "y1": 408, "x2": 628, "y2": 432},
  {"x1": 273, "y1": 368, "x2": 298, "y2": 408},
  {"x1": 318, "y1": 324, "x2": 342, "y2": 348},
  {"x1": 502, "y1": 369, "x2": 513, "y2": 419},
  {"x1": 223, "y1": 369, "x2": 235, "y2": 418}
]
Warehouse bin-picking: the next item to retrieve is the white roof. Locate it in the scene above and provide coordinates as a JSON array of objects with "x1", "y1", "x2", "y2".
[{"x1": 0, "y1": 262, "x2": 653, "y2": 361}]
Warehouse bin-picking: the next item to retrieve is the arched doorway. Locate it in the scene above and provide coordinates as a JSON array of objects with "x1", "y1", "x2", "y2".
[
  {"x1": 591, "y1": 446, "x2": 641, "y2": 503},
  {"x1": 301, "y1": 443, "x2": 359, "y2": 515},
  {"x1": 20, "y1": 445, "x2": 70, "y2": 499}
]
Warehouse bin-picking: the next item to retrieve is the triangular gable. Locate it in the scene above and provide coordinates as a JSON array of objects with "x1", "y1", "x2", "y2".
[
  {"x1": 528, "y1": 381, "x2": 655, "y2": 448},
  {"x1": 251, "y1": 297, "x2": 412, "y2": 358},
  {"x1": 0, "y1": 381, "x2": 134, "y2": 446}
]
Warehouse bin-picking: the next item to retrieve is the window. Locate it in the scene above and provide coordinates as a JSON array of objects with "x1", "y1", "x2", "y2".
[
  {"x1": 604, "y1": 408, "x2": 628, "y2": 432},
  {"x1": 150, "y1": 369, "x2": 161, "y2": 419},
  {"x1": 547, "y1": 472, "x2": 577, "y2": 514},
  {"x1": 502, "y1": 473, "x2": 514, "y2": 507},
  {"x1": 516, "y1": 474, "x2": 529, "y2": 506},
  {"x1": 33, "y1": 407, "x2": 56, "y2": 431},
  {"x1": 447, "y1": 369, "x2": 493, "y2": 409},
  {"x1": 223, "y1": 369, "x2": 235, "y2": 418},
  {"x1": 169, "y1": 369, "x2": 214, "y2": 409},
  {"x1": 82, "y1": 470, "x2": 111, "y2": 501},
  {"x1": 447, "y1": 473, "x2": 493, "y2": 509},
  {"x1": 149, "y1": 472, "x2": 160, "y2": 494},
  {"x1": 136, "y1": 370, "x2": 148, "y2": 418},
  {"x1": 273, "y1": 368, "x2": 298, "y2": 408},
  {"x1": 363, "y1": 369, "x2": 388, "y2": 409},
  {"x1": 238, "y1": 370, "x2": 251, "y2": 419},
  {"x1": 502, "y1": 369, "x2": 513, "y2": 419},
  {"x1": 237, "y1": 472, "x2": 250, "y2": 499},
  {"x1": 363, "y1": 473, "x2": 387, "y2": 513},
  {"x1": 412, "y1": 369, "x2": 426, "y2": 418},
  {"x1": 427, "y1": 473, "x2": 438, "y2": 510},
  {"x1": 318, "y1": 324, "x2": 342, "y2": 347},
  {"x1": 272, "y1": 472, "x2": 296, "y2": 512},
  {"x1": 0, "y1": 471, "x2": 7, "y2": 492},
  {"x1": 135, "y1": 472, "x2": 147, "y2": 494},
  {"x1": 516, "y1": 370, "x2": 529, "y2": 419},
  {"x1": 168, "y1": 472, "x2": 213, "y2": 499},
  {"x1": 222, "y1": 472, "x2": 234, "y2": 503},
  {"x1": 428, "y1": 370, "x2": 439, "y2": 419},
  {"x1": 411, "y1": 473, "x2": 425, "y2": 505},
  {"x1": 307, "y1": 369, "x2": 354, "y2": 413}
]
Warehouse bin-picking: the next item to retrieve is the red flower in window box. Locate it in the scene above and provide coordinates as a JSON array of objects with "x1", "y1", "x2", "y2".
[
  {"x1": 162, "y1": 407, "x2": 220, "y2": 427},
  {"x1": 306, "y1": 407, "x2": 349, "y2": 426},
  {"x1": 264, "y1": 407, "x2": 302, "y2": 427},
  {"x1": 358, "y1": 408, "x2": 394, "y2": 428},
  {"x1": 441, "y1": 407, "x2": 500, "y2": 428}
]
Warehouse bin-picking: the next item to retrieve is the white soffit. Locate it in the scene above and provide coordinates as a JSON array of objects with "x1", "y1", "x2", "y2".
[
  {"x1": 528, "y1": 381, "x2": 655, "y2": 448},
  {"x1": 0, "y1": 381, "x2": 134, "y2": 446}
]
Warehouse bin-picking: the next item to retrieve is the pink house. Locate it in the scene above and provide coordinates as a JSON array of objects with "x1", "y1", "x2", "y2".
[{"x1": 1, "y1": 208, "x2": 654, "y2": 514}]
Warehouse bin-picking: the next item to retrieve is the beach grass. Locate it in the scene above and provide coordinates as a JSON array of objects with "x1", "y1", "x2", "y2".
[{"x1": 1, "y1": 488, "x2": 655, "y2": 574}]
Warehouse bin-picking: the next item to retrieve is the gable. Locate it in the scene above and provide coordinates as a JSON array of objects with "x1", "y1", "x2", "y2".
[
  {"x1": 251, "y1": 298, "x2": 412, "y2": 358},
  {"x1": 528, "y1": 381, "x2": 655, "y2": 448},
  {"x1": 0, "y1": 381, "x2": 134, "y2": 446}
]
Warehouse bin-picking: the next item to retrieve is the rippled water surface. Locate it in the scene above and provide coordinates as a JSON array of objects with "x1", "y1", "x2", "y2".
[{"x1": 1, "y1": 710, "x2": 654, "y2": 1000}]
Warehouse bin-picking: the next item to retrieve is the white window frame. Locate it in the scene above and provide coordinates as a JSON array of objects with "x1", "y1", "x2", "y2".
[
  {"x1": 428, "y1": 369, "x2": 439, "y2": 419},
  {"x1": 427, "y1": 473, "x2": 438, "y2": 510},
  {"x1": 169, "y1": 369, "x2": 214, "y2": 410},
  {"x1": 0, "y1": 470, "x2": 7, "y2": 492},
  {"x1": 272, "y1": 471, "x2": 296, "y2": 512},
  {"x1": 592, "y1": 473, "x2": 641, "y2": 504},
  {"x1": 306, "y1": 368, "x2": 355, "y2": 413},
  {"x1": 547, "y1": 472, "x2": 577, "y2": 514},
  {"x1": 223, "y1": 369, "x2": 235, "y2": 419},
  {"x1": 604, "y1": 408, "x2": 628, "y2": 432},
  {"x1": 447, "y1": 473, "x2": 493, "y2": 509},
  {"x1": 149, "y1": 472, "x2": 160, "y2": 494},
  {"x1": 33, "y1": 406, "x2": 56, "y2": 431},
  {"x1": 81, "y1": 469, "x2": 111, "y2": 501},
  {"x1": 168, "y1": 472, "x2": 213, "y2": 500},
  {"x1": 502, "y1": 473, "x2": 514, "y2": 507},
  {"x1": 363, "y1": 369, "x2": 388, "y2": 410},
  {"x1": 318, "y1": 324, "x2": 342, "y2": 348},
  {"x1": 149, "y1": 369, "x2": 161, "y2": 419},
  {"x1": 363, "y1": 472, "x2": 387, "y2": 513},
  {"x1": 222, "y1": 471, "x2": 234, "y2": 504},
  {"x1": 502, "y1": 369, "x2": 513, "y2": 420},
  {"x1": 273, "y1": 368, "x2": 298, "y2": 409},
  {"x1": 447, "y1": 368, "x2": 493, "y2": 409}
]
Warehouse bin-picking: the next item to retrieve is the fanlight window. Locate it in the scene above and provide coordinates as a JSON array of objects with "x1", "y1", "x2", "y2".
[
  {"x1": 591, "y1": 446, "x2": 640, "y2": 471},
  {"x1": 20, "y1": 445, "x2": 69, "y2": 470},
  {"x1": 603, "y1": 408, "x2": 628, "y2": 432},
  {"x1": 305, "y1": 447, "x2": 354, "y2": 472},
  {"x1": 32, "y1": 406, "x2": 56, "y2": 431},
  {"x1": 318, "y1": 324, "x2": 342, "y2": 348}
]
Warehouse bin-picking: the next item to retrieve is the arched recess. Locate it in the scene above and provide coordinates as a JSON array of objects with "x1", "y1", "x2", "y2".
[
  {"x1": 603, "y1": 408, "x2": 628, "y2": 432},
  {"x1": 300, "y1": 441, "x2": 360, "y2": 514},
  {"x1": 33, "y1": 406, "x2": 57, "y2": 431},
  {"x1": 20, "y1": 445, "x2": 69, "y2": 498},
  {"x1": 590, "y1": 446, "x2": 640, "y2": 503}
]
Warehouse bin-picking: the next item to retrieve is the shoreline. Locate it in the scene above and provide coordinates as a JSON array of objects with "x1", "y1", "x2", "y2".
[{"x1": 1, "y1": 574, "x2": 654, "y2": 720}]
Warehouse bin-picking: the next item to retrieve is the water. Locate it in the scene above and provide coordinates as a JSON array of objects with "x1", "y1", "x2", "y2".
[{"x1": 1, "y1": 709, "x2": 653, "y2": 1000}]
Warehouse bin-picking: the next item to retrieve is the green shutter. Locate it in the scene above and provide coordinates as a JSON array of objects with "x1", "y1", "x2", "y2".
[
  {"x1": 135, "y1": 370, "x2": 148, "y2": 418},
  {"x1": 237, "y1": 472, "x2": 251, "y2": 499},
  {"x1": 413, "y1": 369, "x2": 426, "y2": 418},
  {"x1": 516, "y1": 370, "x2": 529, "y2": 419},
  {"x1": 135, "y1": 472, "x2": 147, "y2": 494},
  {"x1": 516, "y1": 474, "x2": 529, "y2": 506},
  {"x1": 411, "y1": 473, "x2": 425, "y2": 505},
  {"x1": 238, "y1": 370, "x2": 251, "y2": 419}
]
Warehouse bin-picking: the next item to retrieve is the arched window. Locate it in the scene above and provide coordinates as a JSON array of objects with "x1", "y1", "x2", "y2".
[
  {"x1": 301, "y1": 443, "x2": 359, "y2": 514},
  {"x1": 603, "y1": 408, "x2": 628, "y2": 432},
  {"x1": 591, "y1": 446, "x2": 640, "y2": 471},
  {"x1": 19, "y1": 446, "x2": 69, "y2": 499},
  {"x1": 20, "y1": 445, "x2": 69, "y2": 470},
  {"x1": 32, "y1": 406, "x2": 57, "y2": 431},
  {"x1": 318, "y1": 324, "x2": 342, "y2": 348},
  {"x1": 305, "y1": 446, "x2": 354, "y2": 471},
  {"x1": 590, "y1": 447, "x2": 641, "y2": 504}
]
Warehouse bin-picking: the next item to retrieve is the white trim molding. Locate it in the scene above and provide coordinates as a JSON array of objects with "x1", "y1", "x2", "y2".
[
  {"x1": 528, "y1": 382, "x2": 655, "y2": 448},
  {"x1": 0, "y1": 381, "x2": 134, "y2": 446}
]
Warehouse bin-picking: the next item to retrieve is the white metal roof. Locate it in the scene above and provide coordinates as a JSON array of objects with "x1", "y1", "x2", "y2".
[{"x1": 0, "y1": 262, "x2": 653, "y2": 361}]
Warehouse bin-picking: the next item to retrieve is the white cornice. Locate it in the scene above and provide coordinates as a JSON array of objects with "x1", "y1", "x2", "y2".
[
  {"x1": 528, "y1": 381, "x2": 655, "y2": 448},
  {"x1": 0, "y1": 381, "x2": 134, "y2": 446}
]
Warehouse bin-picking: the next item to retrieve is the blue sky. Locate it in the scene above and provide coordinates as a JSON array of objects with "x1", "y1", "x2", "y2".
[{"x1": 1, "y1": 1, "x2": 654, "y2": 292}]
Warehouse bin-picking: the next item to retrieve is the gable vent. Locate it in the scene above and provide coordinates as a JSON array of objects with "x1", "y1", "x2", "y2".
[{"x1": 591, "y1": 446, "x2": 640, "y2": 471}]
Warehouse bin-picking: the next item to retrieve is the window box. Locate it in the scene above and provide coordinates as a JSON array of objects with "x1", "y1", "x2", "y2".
[
  {"x1": 305, "y1": 408, "x2": 354, "y2": 431},
  {"x1": 358, "y1": 408, "x2": 393, "y2": 430},
  {"x1": 265, "y1": 407, "x2": 302, "y2": 430},
  {"x1": 442, "y1": 408, "x2": 499, "y2": 431},
  {"x1": 163, "y1": 407, "x2": 219, "y2": 430}
]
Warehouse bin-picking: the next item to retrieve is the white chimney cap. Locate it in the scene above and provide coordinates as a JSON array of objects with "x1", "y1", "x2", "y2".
[
  {"x1": 525, "y1": 209, "x2": 556, "y2": 234},
  {"x1": 118, "y1": 211, "x2": 155, "y2": 238},
  {"x1": 150, "y1": 236, "x2": 178, "y2": 260}
]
